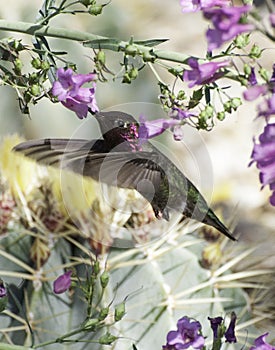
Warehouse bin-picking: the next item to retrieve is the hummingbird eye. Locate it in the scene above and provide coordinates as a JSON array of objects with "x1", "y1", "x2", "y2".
[{"x1": 115, "y1": 119, "x2": 126, "y2": 128}]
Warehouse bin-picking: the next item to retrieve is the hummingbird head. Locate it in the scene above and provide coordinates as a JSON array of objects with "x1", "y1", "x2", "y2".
[{"x1": 94, "y1": 111, "x2": 140, "y2": 149}]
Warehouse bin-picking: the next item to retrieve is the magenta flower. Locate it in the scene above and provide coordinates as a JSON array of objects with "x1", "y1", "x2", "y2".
[
  {"x1": 180, "y1": 0, "x2": 230, "y2": 13},
  {"x1": 248, "y1": 67, "x2": 257, "y2": 86},
  {"x1": 203, "y1": 5, "x2": 254, "y2": 51},
  {"x1": 169, "y1": 107, "x2": 198, "y2": 120},
  {"x1": 224, "y1": 312, "x2": 237, "y2": 343},
  {"x1": 183, "y1": 58, "x2": 229, "y2": 87},
  {"x1": 270, "y1": 13, "x2": 275, "y2": 28},
  {"x1": 53, "y1": 270, "x2": 72, "y2": 294},
  {"x1": 138, "y1": 114, "x2": 180, "y2": 140},
  {"x1": 258, "y1": 94, "x2": 275, "y2": 118},
  {"x1": 243, "y1": 85, "x2": 268, "y2": 102},
  {"x1": 52, "y1": 68, "x2": 99, "y2": 119},
  {"x1": 243, "y1": 68, "x2": 268, "y2": 101},
  {"x1": 0, "y1": 285, "x2": 6, "y2": 298},
  {"x1": 250, "y1": 123, "x2": 275, "y2": 206},
  {"x1": 208, "y1": 316, "x2": 223, "y2": 339},
  {"x1": 250, "y1": 333, "x2": 275, "y2": 350},
  {"x1": 162, "y1": 316, "x2": 205, "y2": 350}
]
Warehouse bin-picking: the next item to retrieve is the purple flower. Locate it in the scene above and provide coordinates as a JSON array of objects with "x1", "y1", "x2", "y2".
[
  {"x1": 203, "y1": 5, "x2": 254, "y2": 51},
  {"x1": 180, "y1": 0, "x2": 230, "y2": 13},
  {"x1": 52, "y1": 68, "x2": 99, "y2": 119},
  {"x1": 270, "y1": 13, "x2": 275, "y2": 28},
  {"x1": 183, "y1": 58, "x2": 229, "y2": 87},
  {"x1": 53, "y1": 270, "x2": 72, "y2": 294},
  {"x1": 248, "y1": 67, "x2": 257, "y2": 86},
  {"x1": 250, "y1": 123, "x2": 275, "y2": 206},
  {"x1": 243, "y1": 85, "x2": 268, "y2": 101},
  {"x1": 208, "y1": 316, "x2": 223, "y2": 339},
  {"x1": 244, "y1": 65, "x2": 275, "y2": 103},
  {"x1": 0, "y1": 285, "x2": 6, "y2": 298},
  {"x1": 138, "y1": 114, "x2": 180, "y2": 141},
  {"x1": 250, "y1": 333, "x2": 275, "y2": 350},
  {"x1": 169, "y1": 107, "x2": 198, "y2": 120},
  {"x1": 162, "y1": 316, "x2": 205, "y2": 350},
  {"x1": 258, "y1": 94, "x2": 275, "y2": 118},
  {"x1": 224, "y1": 312, "x2": 237, "y2": 343}
]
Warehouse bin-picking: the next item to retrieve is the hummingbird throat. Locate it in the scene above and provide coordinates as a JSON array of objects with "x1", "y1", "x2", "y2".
[{"x1": 121, "y1": 122, "x2": 142, "y2": 151}]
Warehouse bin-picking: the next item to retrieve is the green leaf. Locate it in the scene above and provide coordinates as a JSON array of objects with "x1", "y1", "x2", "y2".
[
  {"x1": 83, "y1": 38, "x2": 120, "y2": 50},
  {"x1": 134, "y1": 38, "x2": 168, "y2": 47}
]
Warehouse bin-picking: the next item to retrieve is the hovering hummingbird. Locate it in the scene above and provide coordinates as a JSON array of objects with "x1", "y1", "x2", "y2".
[{"x1": 13, "y1": 111, "x2": 236, "y2": 240}]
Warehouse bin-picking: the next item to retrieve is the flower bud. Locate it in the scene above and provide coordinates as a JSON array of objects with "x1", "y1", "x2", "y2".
[
  {"x1": 96, "y1": 50, "x2": 106, "y2": 65},
  {"x1": 41, "y1": 60, "x2": 50, "y2": 70},
  {"x1": 93, "y1": 260, "x2": 100, "y2": 275},
  {"x1": 114, "y1": 302, "x2": 125, "y2": 321},
  {"x1": 88, "y1": 4, "x2": 103, "y2": 16},
  {"x1": 122, "y1": 72, "x2": 131, "y2": 84},
  {"x1": 98, "y1": 306, "x2": 109, "y2": 321},
  {"x1": 125, "y1": 44, "x2": 138, "y2": 56},
  {"x1": 249, "y1": 44, "x2": 262, "y2": 59},
  {"x1": 53, "y1": 270, "x2": 72, "y2": 294},
  {"x1": 217, "y1": 111, "x2": 225, "y2": 121},
  {"x1": 177, "y1": 90, "x2": 186, "y2": 100},
  {"x1": 259, "y1": 67, "x2": 269, "y2": 82},
  {"x1": 223, "y1": 101, "x2": 232, "y2": 113},
  {"x1": 243, "y1": 63, "x2": 251, "y2": 76},
  {"x1": 83, "y1": 318, "x2": 99, "y2": 331},
  {"x1": 30, "y1": 84, "x2": 40, "y2": 96},
  {"x1": 129, "y1": 67, "x2": 138, "y2": 80},
  {"x1": 14, "y1": 58, "x2": 23, "y2": 74},
  {"x1": 31, "y1": 58, "x2": 42, "y2": 69},
  {"x1": 234, "y1": 34, "x2": 250, "y2": 48},
  {"x1": 81, "y1": 0, "x2": 95, "y2": 6},
  {"x1": 231, "y1": 98, "x2": 242, "y2": 110},
  {"x1": 100, "y1": 271, "x2": 109, "y2": 289},
  {"x1": 99, "y1": 332, "x2": 117, "y2": 345},
  {"x1": 29, "y1": 73, "x2": 39, "y2": 83}
]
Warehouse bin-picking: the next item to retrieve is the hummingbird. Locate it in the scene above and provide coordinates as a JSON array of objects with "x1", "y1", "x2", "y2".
[{"x1": 13, "y1": 111, "x2": 236, "y2": 241}]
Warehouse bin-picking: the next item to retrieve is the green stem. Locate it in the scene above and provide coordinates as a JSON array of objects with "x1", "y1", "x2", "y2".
[
  {"x1": 32, "y1": 326, "x2": 83, "y2": 348},
  {"x1": 0, "y1": 19, "x2": 189, "y2": 64},
  {"x1": 0, "y1": 344, "x2": 31, "y2": 350}
]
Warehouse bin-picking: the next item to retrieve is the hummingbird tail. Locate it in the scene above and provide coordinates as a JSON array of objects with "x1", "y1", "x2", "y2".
[{"x1": 202, "y1": 209, "x2": 236, "y2": 241}]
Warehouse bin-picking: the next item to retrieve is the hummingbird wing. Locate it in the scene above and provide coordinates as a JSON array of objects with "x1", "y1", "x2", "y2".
[{"x1": 13, "y1": 138, "x2": 165, "y2": 195}]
